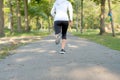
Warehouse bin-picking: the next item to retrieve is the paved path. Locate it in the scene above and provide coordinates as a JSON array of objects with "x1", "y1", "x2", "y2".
[{"x1": 0, "y1": 34, "x2": 120, "y2": 80}]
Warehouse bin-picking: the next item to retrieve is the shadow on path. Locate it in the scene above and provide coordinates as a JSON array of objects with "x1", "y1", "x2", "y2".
[{"x1": 0, "y1": 34, "x2": 120, "y2": 80}]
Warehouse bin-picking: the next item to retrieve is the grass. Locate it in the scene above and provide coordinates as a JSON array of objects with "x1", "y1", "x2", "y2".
[
  {"x1": 5, "y1": 30, "x2": 50, "y2": 37},
  {"x1": 0, "y1": 44, "x2": 20, "y2": 59},
  {"x1": 0, "y1": 30, "x2": 51, "y2": 59},
  {"x1": 71, "y1": 29, "x2": 120, "y2": 51}
]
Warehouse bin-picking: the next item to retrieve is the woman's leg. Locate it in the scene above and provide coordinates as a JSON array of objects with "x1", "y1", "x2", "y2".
[
  {"x1": 54, "y1": 21, "x2": 61, "y2": 44},
  {"x1": 61, "y1": 39, "x2": 66, "y2": 49},
  {"x1": 61, "y1": 21, "x2": 69, "y2": 50},
  {"x1": 54, "y1": 21, "x2": 61, "y2": 35}
]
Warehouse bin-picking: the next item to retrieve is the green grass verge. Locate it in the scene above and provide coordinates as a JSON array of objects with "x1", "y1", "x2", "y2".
[
  {"x1": 5, "y1": 30, "x2": 50, "y2": 37},
  {"x1": 0, "y1": 31, "x2": 51, "y2": 59},
  {"x1": 71, "y1": 29, "x2": 120, "y2": 51},
  {"x1": 0, "y1": 44, "x2": 20, "y2": 59}
]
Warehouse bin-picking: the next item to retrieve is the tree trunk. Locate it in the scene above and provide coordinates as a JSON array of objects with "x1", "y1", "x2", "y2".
[
  {"x1": 75, "y1": 0, "x2": 79, "y2": 32},
  {"x1": 8, "y1": 0, "x2": 14, "y2": 33},
  {"x1": 99, "y1": 0, "x2": 106, "y2": 35},
  {"x1": 0, "y1": 0, "x2": 5, "y2": 37},
  {"x1": 108, "y1": 0, "x2": 115, "y2": 37},
  {"x1": 24, "y1": 0, "x2": 30, "y2": 32},
  {"x1": 16, "y1": 0, "x2": 22, "y2": 32},
  {"x1": 80, "y1": 0, "x2": 83, "y2": 33}
]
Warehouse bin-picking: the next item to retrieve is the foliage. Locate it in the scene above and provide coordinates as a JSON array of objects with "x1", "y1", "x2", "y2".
[
  {"x1": 1, "y1": 0, "x2": 120, "y2": 36},
  {"x1": 83, "y1": 0, "x2": 100, "y2": 29},
  {"x1": 91, "y1": 0, "x2": 120, "y2": 4}
]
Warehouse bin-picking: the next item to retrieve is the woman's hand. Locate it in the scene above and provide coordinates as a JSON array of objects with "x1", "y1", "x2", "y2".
[{"x1": 69, "y1": 21, "x2": 73, "y2": 26}]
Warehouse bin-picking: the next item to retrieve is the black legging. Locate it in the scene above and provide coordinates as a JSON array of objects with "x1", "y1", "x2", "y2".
[{"x1": 54, "y1": 21, "x2": 69, "y2": 39}]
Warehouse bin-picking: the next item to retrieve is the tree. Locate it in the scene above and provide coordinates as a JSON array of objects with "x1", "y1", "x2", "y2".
[
  {"x1": 24, "y1": 0, "x2": 30, "y2": 32},
  {"x1": 37, "y1": 0, "x2": 53, "y2": 32},
  {"x1": 91, "y1": 0, "x2": 120, "y2": 35},
  {"x1": 28, "y1": 0, "x2": 48, "y2": 31},
  {"x1": 8, "y1": 0, "x2": 14, "y2": 33},
  {"x1": 0, "y1": 0, "x2": 5, "y2": 37},
  {"x1": 16, "y1": 0, "x2": 22, "y2": 32},
  {"x1": 108, "y1": 0, "x2": 115, "y2": 36},
  {"x1": 74, "y1": 0, "x2": 80, "y2": 32},
  {"x1": 99, "y1": 0, "x2": 106, "y2": 35},
  {"x1": 81, "y1": 0, "x2": 83, "y2": 33},
  {"x1": 90, "y1": 0, "x2": 106, "y2": 35}
]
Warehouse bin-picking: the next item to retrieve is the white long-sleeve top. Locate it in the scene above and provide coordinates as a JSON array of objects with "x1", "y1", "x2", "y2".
[{"x1": 51, "y1": 0, "x2": 73, "y2": 21}]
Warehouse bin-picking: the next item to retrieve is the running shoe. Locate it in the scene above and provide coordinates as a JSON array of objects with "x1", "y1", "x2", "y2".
[
  {"x1": 60, "y1": 49, "x2": 66, "y2": 54},
  {"x1": 55, "y1": 34, "x2": 61, "y2": 45}
]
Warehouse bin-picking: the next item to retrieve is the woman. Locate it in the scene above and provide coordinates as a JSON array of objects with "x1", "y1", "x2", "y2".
[{"x1": 51, "y1": 0, "x2": 73, "y2": 54}]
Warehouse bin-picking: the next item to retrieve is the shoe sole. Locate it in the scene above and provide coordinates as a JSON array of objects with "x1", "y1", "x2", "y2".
[
  {"x1": 59, "y1": 51, "x2": 66, "y2": 54},
  {"x1": 55, "y1": 34, "x2": 61, "y2": 45}
]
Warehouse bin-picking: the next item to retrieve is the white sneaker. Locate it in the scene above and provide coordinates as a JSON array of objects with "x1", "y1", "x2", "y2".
[{"x1": 55, "y1": 34, "x2": 61, "y2": 45}]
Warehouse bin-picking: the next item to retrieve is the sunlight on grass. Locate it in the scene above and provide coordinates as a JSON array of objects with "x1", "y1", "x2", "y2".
[
  {"x1": 72, "y1": 29, "x2": 120, "y2": 51},
  {"x1": 0, "y1": 30, "x2": 51, "y2": 59},
  {"x1": 0, "y1": 44, "x2": 19, "y2": 59},
  {"x1": 5, "y1": 30, "x2": 50, "y2": 37}
]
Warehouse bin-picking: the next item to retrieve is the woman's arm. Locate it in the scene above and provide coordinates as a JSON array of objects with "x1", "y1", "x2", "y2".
[{"x1": 51, "y1": 4, "x2": 56, "y2": 17}]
